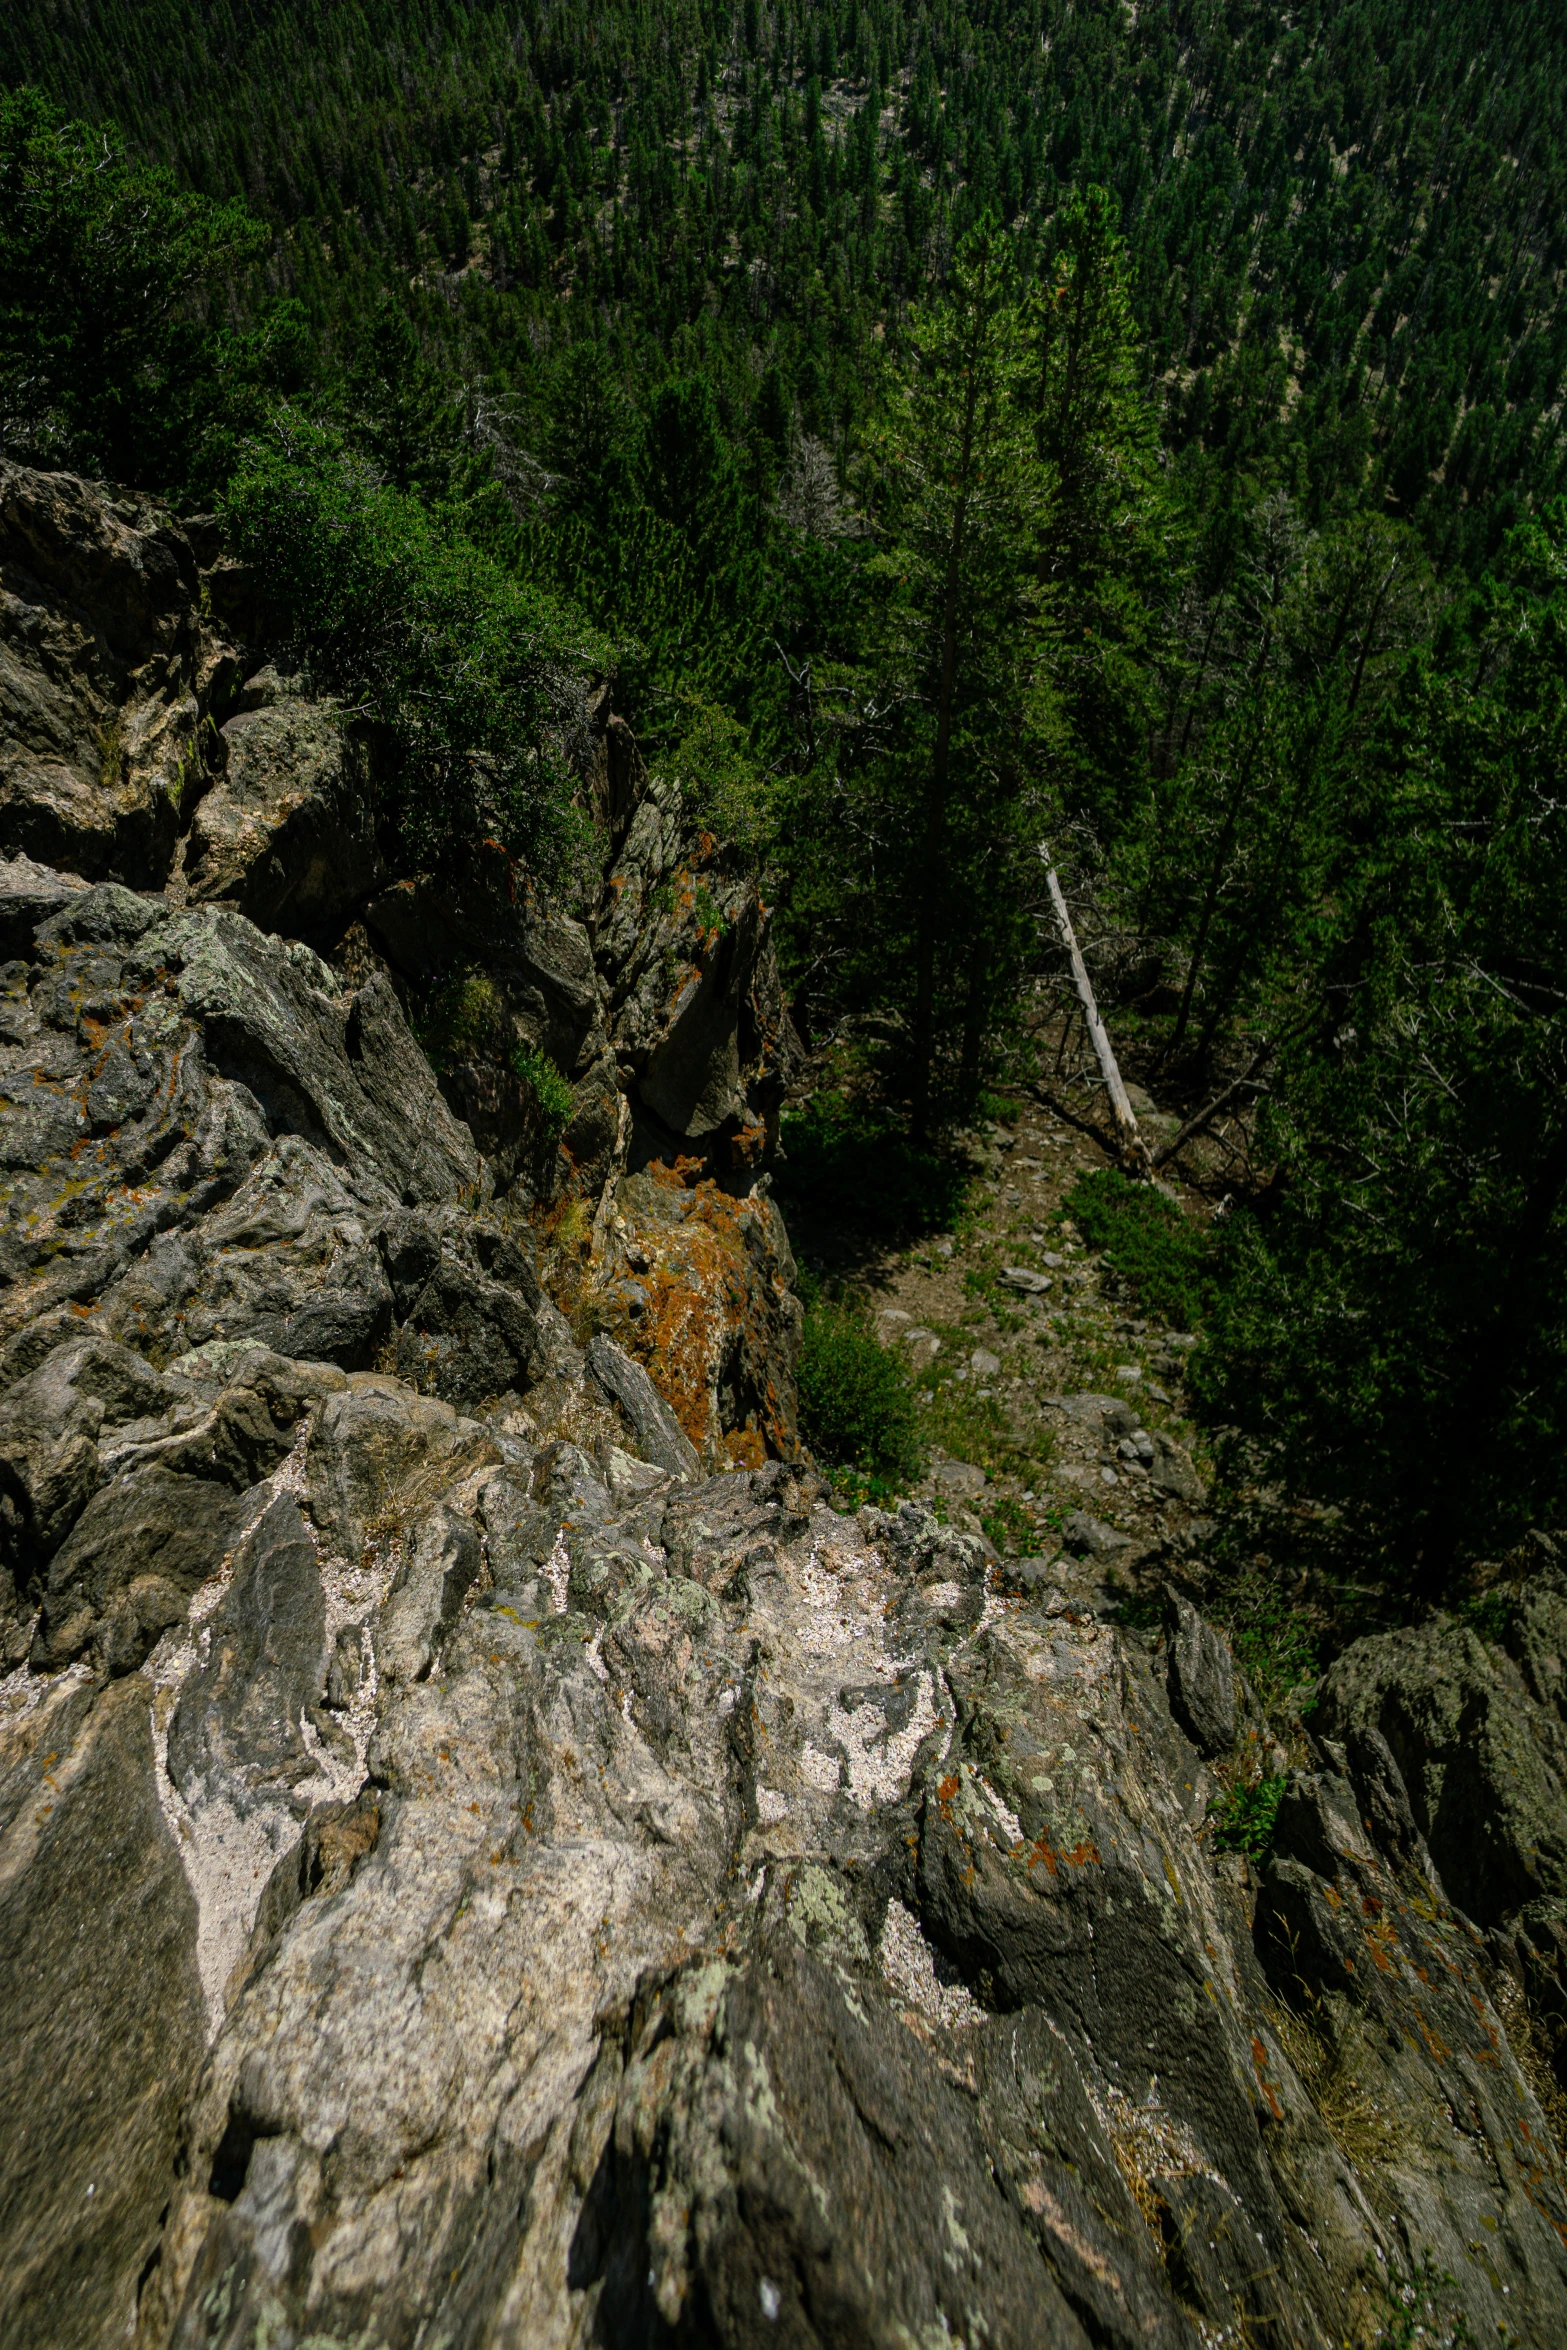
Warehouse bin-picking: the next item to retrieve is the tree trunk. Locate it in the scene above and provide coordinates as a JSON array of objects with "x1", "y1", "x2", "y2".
[{"x1": 1042, "y1": 855, "x2": 1149, "y2": 1169}]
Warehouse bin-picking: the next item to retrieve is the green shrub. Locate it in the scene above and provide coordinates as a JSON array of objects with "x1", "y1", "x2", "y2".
[
  {"x1": 511, "y1": 1044, "x2": 574, "y2": 1137},
  {"x1": 1064, "y1": 1167, "x2": 1214, "y2": 1328},
  {"x1": 223, "y1": 412, "x2": 608, "y2": 876},
  {"x1": 416, "y1": 968, "x2": 500, "y2": 1069},
  {"x1": 1212, "y1": 1772, "x2": 1285, "y2": 1859},
  {"x1": 798, "y1": 1300, "x2": 921, "y2": 1479}
]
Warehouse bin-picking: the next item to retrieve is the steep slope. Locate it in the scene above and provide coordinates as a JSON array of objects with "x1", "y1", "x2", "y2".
[{"x1": 3, "y1": 467, "x2": 1567, "y2": 2349}]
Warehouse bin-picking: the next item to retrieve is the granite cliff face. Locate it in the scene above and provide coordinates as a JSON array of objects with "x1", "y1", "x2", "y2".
[{"x1": 3, "y1": 465, "x2": 1567, "y2": 2350}]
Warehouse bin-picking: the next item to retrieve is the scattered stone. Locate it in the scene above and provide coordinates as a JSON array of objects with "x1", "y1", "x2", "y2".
[
  {"x1": 1061, "y1": 1509, "x2": 1132, "y2": 1557},
  {"x1": 999, "y1": 1265, "x2": 1052, "y2": 1293},
  {"x1": 934, "y1": 1460, "x2": 987, "y2": 1497},
  {"x1": 969, "y1": 1347, "x2": 1001, "y2": 1375},
  {"x1": 1146, "y1": 1430, "x2": 1204, "y2": 1504}
]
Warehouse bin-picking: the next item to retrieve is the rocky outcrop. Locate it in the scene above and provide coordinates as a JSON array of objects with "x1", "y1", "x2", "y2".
[
  {"x1": 0, "y1": 461, "x2": 802, "y2": 1467},
  {"x1": 9, "y1": 1409, "x2": 1566, "y2": 2349},
  {"x1": 184, "y1": 667, "x2": 384, "y2": 940},
  {"x1": 1, "y1": 464, "x2": 228, "y2": 881}
]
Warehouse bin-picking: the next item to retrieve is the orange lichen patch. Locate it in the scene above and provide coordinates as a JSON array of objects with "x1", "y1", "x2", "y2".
[
  {"x1": 1250, "y1": 2035, "x2": 1285, "y2": 2120},
  {"x1": 601, "y1": 1171, "x2": 798, "y2": 1463},
  {"x1": 647, "y1": 1155, "x2": 709, "y2": 1191},
  {"x1": 1361, "y1": 1905, "x2": 1399, "y2": 1974},
  {"x1": 726, "y1": 1120, "x2": 768, "y2": 1173},
  {"x1": 1411, "y1": 2005, "x2": 1450, "y2": 2063}
]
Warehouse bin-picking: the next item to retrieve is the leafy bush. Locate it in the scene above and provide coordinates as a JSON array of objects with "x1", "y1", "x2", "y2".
[
  {"x1": 1212, "y1": 1772, "x2": 1285, "y2": 1860},
  {"x1": 1064, "y1": 1168, "x2": 1214, "y2": 1328},
  {"x1": 416, "y1": 969, "x2": 500, "y2": 1069},
  {"x1": 798, "y1": 1299, "x2": 921, "y2": 1479},
  {"x1": 511, "y1": 1044, "x2": 574, "y2": 1137},
  {"x1": 223, "y1": 413, "x2": 608, "y2": 875}
]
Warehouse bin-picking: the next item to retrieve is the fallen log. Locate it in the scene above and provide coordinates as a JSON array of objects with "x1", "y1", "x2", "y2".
[{"x1": 1041, "y1": 854, "x2": 1151, "y2": 1172}]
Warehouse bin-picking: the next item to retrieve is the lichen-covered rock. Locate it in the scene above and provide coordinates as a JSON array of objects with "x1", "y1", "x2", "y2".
[
  {"x1": 1257, "y1": 1756, "x2": 1567, "y2": 2324},
  {"x1": 591, "y1": 1162, "x2": 803, "y2": 1467},
  {"x1": 3, "y1": 1376, "x2": 1566, "y2": 2347},
  {"x1": 183, "y1": 670, "x2": 384, "y2": 939},
  {"x1": 0, "y1": 463, "x2": 228, "y2": 881}
]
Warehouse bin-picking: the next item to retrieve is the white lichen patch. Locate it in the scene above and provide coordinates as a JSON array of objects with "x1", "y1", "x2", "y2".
[
  {"x1": 975, "y1": 1772, "x2": 1024, "y2": 1848},
  {"x1": 543, "y1": 1528, "x2": 571, "y2": 1613},
  {"x1": 822, "y1": 1671, "x2": 941, "y2": 1812},
  {"x1": 879, "y1": 1898, "x2": 985, "y2": 2031}
]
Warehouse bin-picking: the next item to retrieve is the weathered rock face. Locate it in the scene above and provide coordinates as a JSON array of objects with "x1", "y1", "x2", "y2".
[
  {"x1": 184, "y1": 668, "x2": 385, "y2": 940},
  {"x1": 9, "y1": 1400, "x2": 1567, "y2": 2350},
  {"x1": 598, "y1": 774, "x2": 800, "y2": 1177},
  {"x1": 4, "y1": 465, "x2": 1567, "y2": 2349},
  {"x1": 1315, "y1": 1588, "x2": 1567, "y2": 1932},
  {"x1": 0, "y1": 464, "x2": 226, "y2": 881}
]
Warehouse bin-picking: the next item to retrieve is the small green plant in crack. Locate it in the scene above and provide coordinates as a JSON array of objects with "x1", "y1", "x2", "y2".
[
  {"x1": 981, "y1": 1493, "x2": 1038, "y2": 1554},
  {"x1": 415, "y1": 967, "x2": 500, "y2": 1071},
  {"x1": 690, "y1": 882, "x2": 726, "y2": 938},
  {"x1": 1211, "y1": 1771, "x2": 1285, "y2": 1860},
  {"x1": 510, "y1": 1043, "x2": 574, "y2": 1137},
  {"x1": 1372, "y1": 2255, "x2": 1474, "y2": 2350}
]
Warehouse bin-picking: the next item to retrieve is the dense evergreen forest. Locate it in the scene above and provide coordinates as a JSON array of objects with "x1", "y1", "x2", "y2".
[{"x1": 3, "y1": 0, "x2": 1565, "y2": 1602}]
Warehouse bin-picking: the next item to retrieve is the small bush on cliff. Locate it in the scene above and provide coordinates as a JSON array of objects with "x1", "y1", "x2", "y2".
[
  {"x1": 510, "y1": 1045, "x2": 573, "y2": 1137},
  {"x1": 223, "y1": 412, "x2": 607, "y2": 876},
  {"x1": 798, "y1": 1296, "x2": 920, "y2": 1481}
]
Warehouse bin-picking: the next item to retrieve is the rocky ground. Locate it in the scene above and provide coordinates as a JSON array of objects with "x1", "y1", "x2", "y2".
[
  {"x1": 4, "y1": 460, "x2": 1567, "y2": 2349},
  {"x1": 787, "y1": 1087, "x2": 1212, "y2": 1572}
]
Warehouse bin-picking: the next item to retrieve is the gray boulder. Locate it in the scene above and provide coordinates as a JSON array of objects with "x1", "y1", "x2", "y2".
[
  {"x1": 587, "y1": 1332, "x2": 701, "y2": 1480},
  {"x1": 1061, "y1": 1508, "x2": 1132, "y2": 1557},
  {"x1": 1165, "y1": 1592, "x2": 1238, "y2": 1756},
  {"x1": 185, "y1": 672, "x2": 384, "y2": 940},
  {"x1": 1316, "y1": 1607, "x2": 1567, "y2": 1929},
  {"x1": 1147, "y1": 1427, "x2": 1204, "y2": 1503}
]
